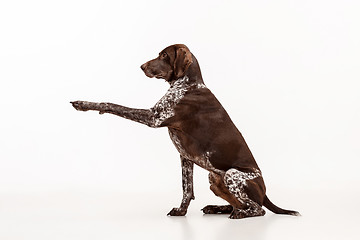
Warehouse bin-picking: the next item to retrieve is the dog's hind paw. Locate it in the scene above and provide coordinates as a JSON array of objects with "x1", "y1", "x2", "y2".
[
  {"x1": 202, "y1": 205, "x2": 233, "y2": 214},
  {"x1": 229, "y1": 207, "x2": 266, "y2": 219}
]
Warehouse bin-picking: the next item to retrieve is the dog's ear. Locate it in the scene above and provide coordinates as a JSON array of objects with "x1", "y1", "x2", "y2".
[{"x1": 174, "y1": 46, "x2": 193, "y2": 79}]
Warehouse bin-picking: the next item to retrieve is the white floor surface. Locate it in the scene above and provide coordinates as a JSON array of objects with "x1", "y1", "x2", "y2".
[{"x1": 0, "y1": 188, "x2": 358, "y2": 240}]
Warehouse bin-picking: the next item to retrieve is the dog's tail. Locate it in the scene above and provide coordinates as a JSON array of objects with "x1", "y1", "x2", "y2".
[{"x1": 263, "y1": 195, "x2": 300, "y2": 216}]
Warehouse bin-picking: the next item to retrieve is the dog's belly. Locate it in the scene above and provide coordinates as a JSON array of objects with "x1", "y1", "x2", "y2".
[{"x1": 168, "y1": 128, "x2": 224, "y2": 176}]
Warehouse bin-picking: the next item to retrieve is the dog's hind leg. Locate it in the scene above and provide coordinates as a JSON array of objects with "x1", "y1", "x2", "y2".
[
  {"x1": 224, "y1": 168, "x2": 266, "y2": 219},
  {"x1": 203, "y1": 172, "x2": 242, "y2": 215},
  {"x1": 206, "y1": 170, "x2": 266, "y2": 219},
  {"x1": 168, "y1": 157, "x2": 195, "y2": 216}
]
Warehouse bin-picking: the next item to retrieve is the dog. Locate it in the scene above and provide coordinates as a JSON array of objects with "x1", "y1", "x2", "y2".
[{"x1": 71, "y1": 44, "x2": 299, "y2": 219}]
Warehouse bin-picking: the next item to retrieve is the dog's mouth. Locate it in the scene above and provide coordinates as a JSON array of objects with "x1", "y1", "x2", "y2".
[
  {"x1": 143, "y1": 69, "x2": 167, "y2": 80},
  {"x1": 154, "y1": 74, "x2": 166, "y2": 79},
  {"x1": 142, "y1": 69, "x2": 156, "y2": 78},
  {"x1": 141, "y1": 64, "x2": 173, "y2": 82},
  {"x1": 145, "y1": 72, "x2": 164, "y2": 79}
]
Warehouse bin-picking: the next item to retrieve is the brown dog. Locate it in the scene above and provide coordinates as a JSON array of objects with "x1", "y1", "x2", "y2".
[{"x1": 71, "y1": 44, "x2": 299, "y2": 219}]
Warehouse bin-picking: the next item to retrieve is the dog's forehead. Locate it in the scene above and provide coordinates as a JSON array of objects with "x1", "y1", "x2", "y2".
[
  {"x1": 161, "y1": 44, "x2": 189, "y2": 54},
  {"x1": 161, "y1": 45, "x2": 176, "y2": 54}
]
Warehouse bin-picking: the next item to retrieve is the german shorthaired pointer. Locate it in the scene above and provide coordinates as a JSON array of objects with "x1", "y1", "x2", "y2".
[{"x1": 71, "y1": 44, "x2": 299, "y2": 219}]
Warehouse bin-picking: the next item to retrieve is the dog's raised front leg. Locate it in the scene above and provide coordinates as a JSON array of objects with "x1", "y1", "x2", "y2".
[
  {"x1": 167, "y1": 157, "x2": 195, "y2": 216},
  {"x1": 71, "y1": 101, "x2": 159, "y2": 128}
]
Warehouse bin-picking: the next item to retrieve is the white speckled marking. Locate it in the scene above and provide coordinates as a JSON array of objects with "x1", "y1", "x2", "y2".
[
  {"x1": 224, "y1": 168, "x2": 261, "y2": 203},
  {"x1": 180, "y1": 158, "x2": 194, "y2": 205},
  {"x1": 151, "y1": 76, "x2": 206, "y2": 127},
  {"x1": 224, "y1": 168, "x2": 265, "y2": 217}
]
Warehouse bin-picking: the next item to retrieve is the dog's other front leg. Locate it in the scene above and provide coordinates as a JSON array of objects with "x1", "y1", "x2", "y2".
[
  {"x1": 168, "y1": 157, "x2": 195, "y2": 216},
  {"x1": 71, "y1": 101, "x2": 158, "y2": 127}
]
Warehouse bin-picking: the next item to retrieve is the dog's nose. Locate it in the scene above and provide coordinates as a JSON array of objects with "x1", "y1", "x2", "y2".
[{"x1": 140, "y1": 64, "x2": 146, "y2": 71}]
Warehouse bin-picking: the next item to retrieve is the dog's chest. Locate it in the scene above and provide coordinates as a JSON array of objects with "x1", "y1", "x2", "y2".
[
  {"x1": 152, "y1": 80, "x2": 188, "y2": 126},
  {"x1": 152, "y1": 76, "x2": 206, "y2": 126},
  {"x1": 168, "y1": 129, "x2": 224, "y2": 176},
  {"x1": 152, "y1": 76, "x2": 222, "y2": 174}
]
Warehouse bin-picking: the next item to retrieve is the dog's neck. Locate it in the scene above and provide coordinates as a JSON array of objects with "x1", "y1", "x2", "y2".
[
  {"x1": 170, "y1": 75, "x2": 206, "y2": 89},
  {"x1": 187, "y1": 55, "x2": 204, "y2": 82},
  {"x1": 168, "y1": 54, "x2": 204, "y2": 86},
  {"x1": 170, "y1": 75, "x2": 190, "y2": 87}
]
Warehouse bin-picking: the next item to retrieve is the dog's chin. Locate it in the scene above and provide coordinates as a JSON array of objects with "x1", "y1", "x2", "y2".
[
  {"x1": 143, "y1": 70, "x2": 172, "y2": 82},
  {"x1": 143, "y1": 71, "x2": 165, "y2": 80},
  {"x1": 154, "y1": 75, "x2": 164, "y2": 79},
  {"x1": 153, "y1": 74, "x2": 172, "y2": 82},
  {"x1": 143, "y1": 71, "x2": 154, "y2": 78}
]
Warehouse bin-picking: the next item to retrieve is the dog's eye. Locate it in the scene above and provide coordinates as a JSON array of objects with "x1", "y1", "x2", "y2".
[{"x1": 160, "y1": 52, "x2": 167, "y2": 59}]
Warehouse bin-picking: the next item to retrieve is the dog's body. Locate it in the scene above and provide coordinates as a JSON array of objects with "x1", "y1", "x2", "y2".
[{"x1": 71, "y1": 44, "x2": 299, "y2": 219}]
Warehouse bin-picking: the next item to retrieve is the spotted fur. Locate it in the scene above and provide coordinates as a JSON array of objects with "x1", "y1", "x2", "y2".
[
  {"x1": 152, "y1": 76, "x2": 206, "y2": 127},
  {"x1": 224, "y1": 168, "x2": 265, "y2": 218},
  {"x1": 167, "y1": 157, "x2": 194, "y2": 216},
  {"x1": 224, "y1": 168, "x2": 261, "y2": 203}
]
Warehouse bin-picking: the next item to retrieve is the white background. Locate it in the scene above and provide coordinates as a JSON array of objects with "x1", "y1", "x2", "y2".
[{"x1": 0, "y1": 0, "x2": 359, "y2": 239}]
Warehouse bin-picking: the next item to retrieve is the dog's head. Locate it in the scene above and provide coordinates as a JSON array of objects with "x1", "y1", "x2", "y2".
[{"x1": 141, "y1": 44, "x2": 193, "y2": 82}]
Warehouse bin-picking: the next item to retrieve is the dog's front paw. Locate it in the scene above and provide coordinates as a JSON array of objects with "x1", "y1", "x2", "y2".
[
  {"x1": 167, "y1": 207, "x2": 187, "y2": 216},
  {"x1": 71, "y1": 101, "x2": 90, "y2": 111}
]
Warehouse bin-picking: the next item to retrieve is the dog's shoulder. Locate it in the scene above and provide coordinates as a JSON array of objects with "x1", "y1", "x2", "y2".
[
  {"x1": 159, "y1": 86, "x2": 227, "y2": 128},
  {"x1": 176, "y1": 87, "x2": 224, "y2": 115}
]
